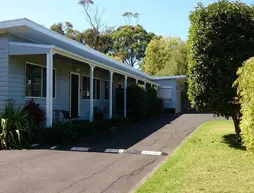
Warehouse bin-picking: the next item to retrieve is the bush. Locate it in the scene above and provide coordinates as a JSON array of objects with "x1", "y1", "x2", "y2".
[
  {"x1": 163, "y1": 108, "x2": 176, "y2": 114},
  {"x1": 147, "y1": 88, "x2": 163, "y2": 117},
  {"x1": 110, "y1": 116, "x2": 136, "y2": 127},
  {"x1": 94, "y1": 106, "x2": 104, "y2": 121},
  {"x1": 127, "y1": 85, "x2": 148, "y2": 119},
  {"x1": 23, "y1": 99, "x2": 45, "y2": 142},
  {"x1": 39, "y1": 119, "x2": 113, "y2": 145},
  {"x1": 235, "y1": 57, "x2": 254, "y2": 152},
  {"x1": 0, "y1": 100, "x2": 30, "y2": 149}
]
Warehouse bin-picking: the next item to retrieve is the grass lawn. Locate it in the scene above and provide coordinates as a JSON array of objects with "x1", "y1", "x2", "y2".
[{"x1": 136, "y1": 120, "x2": 254, "y2": 193}]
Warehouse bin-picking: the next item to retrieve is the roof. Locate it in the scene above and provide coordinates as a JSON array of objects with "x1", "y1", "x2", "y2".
[
  {"x1": 152, "y1": 75, "x2": 187, "y2": 80},
  {"x1": 0, "y1": 18, "x2": 156, "y2": 82}
]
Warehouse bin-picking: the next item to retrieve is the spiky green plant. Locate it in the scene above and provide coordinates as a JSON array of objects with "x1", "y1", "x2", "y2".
[{"x1": 0, "y1": 100, "x2": 30, "y2": 149}]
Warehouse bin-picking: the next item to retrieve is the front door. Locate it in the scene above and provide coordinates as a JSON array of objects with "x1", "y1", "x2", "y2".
[{"x1": 70, "y1": 73, "x2": 79, "y2": 118}]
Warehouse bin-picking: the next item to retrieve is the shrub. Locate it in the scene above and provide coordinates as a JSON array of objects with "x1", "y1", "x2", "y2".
[
  {"x1": 0, "y1": 100, "x2": 30, "y2": 149},
  {"x1": 127, "y1": 85, "x2": 148, "y2": 119},
  {"x1": 23, "y1": 99, "x2": 45, "y2": 142},
  {"x1": 39, "y1": 119, "x2": 113, "y2": 145},
  {"x1": 235, "y1": 57, "x2": 254, "y2": 151},
  {"x1": 147, "y1": 88, "x2": 163, "y2": 117},
  {"x1": 94, "y1": 106, "x2": 104, "y2": 120},
  {"x1": 163, "y1": 108, "x2": 176, "y2": 114},
  {"x1": 110, "y1": 116, "x2": 136, "y2": 127}
]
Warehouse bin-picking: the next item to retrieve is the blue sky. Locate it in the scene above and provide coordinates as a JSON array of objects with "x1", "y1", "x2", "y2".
[{"x1": 1, "y1": 0, "x2": 253, "y2": 40}]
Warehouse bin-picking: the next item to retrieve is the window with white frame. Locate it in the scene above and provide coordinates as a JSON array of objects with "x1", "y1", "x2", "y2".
[
  {"x1": 82, "y1": 76, "x2": 101, "y2": 100},
  {"x1": 25, "y1": 63, "x2": 56, "y2": 98},
  {"x1": 82, "y1": 76, "x2": 90, "y2": 99},
  {"x1": 104, "y1": 80, "x2": 109, "y2": 100}
]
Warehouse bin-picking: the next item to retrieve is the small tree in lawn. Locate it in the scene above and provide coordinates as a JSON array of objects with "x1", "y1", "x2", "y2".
[{"x1": 187, "y1": 1, "x2": 254, "y2": 140}]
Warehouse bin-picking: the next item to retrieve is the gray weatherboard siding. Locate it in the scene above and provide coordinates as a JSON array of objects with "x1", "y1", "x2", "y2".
[{"x1": 0, "y1": 34, "x2": 9, "y2": 111}]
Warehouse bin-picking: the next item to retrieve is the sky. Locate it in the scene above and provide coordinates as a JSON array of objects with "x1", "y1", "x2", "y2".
[{"x1": 1, "y1": 0, "x2": 254, "y2": 40}]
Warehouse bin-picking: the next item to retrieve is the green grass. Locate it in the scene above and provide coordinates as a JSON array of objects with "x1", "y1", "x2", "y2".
[{"x1": 136, "y1": 120, "x2": 254, "y2": 193}]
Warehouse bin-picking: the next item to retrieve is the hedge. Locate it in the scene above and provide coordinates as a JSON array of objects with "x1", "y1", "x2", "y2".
[{"x1": 236, "y1": 57, "x2": 254, "y2": 152}]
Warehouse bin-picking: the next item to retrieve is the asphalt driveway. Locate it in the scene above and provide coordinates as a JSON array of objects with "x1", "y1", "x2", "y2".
[{"x1": 0, "y1": 113, "x2": 217, "y2": 193}]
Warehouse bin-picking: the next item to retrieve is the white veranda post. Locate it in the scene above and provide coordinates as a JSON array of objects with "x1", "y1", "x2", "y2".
[
  {"x1": 124, "y1": 76, "x2": 128, "y2": 117},
  {"x1": 109, "y1": 71, "x2": 113, "y2": 119},
  {"x1": 90, "y1": 64, "x2": 94, "y2": 122},
  {"x1": 46, "y1": 50, "x2": 53, "y2": 127}
]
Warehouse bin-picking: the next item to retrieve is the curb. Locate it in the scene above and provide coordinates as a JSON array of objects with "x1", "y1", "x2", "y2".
[{"x1": 31, "y1": 144, "x2": 168, "y2": 157}]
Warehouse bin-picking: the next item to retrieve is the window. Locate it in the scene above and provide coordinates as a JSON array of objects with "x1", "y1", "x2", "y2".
[
  {"x1": 82, "y1": 76, "x2": 90, "y2": 99},
  {"x1": 104, "y1": 81, "x2": 109, "y2": 100},
  {"x1": 93, "y1": 78, "x2": 101, "y2": 100},
  {"x1": 82, "y1": 76, "x2": 101, "y2": 100},
  {"x1": 25, "y1": 63, "x2": 56, "y2": 98}
]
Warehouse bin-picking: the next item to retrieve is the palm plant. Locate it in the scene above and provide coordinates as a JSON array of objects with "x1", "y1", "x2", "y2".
[{"x1": 0, "y1": 100, "x2": 30, "y2": 149}]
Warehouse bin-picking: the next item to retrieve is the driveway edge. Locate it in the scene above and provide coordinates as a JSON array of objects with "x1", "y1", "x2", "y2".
[{"x1": 128, "y1": 122, "x2": 206, "y2": 193}]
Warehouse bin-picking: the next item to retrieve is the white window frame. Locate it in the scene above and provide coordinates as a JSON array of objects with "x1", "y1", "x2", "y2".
[
  {"x1": 25, "y1": 62, "x2": 56, "y2": 99},
  {"x1": 81, "y1": 75, "x2": 101, "y2": 101}
]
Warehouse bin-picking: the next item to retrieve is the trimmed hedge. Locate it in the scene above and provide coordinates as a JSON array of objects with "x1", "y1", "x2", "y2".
[{"x1": 236, "y1": 57, "x2": 254, "y2": 152}]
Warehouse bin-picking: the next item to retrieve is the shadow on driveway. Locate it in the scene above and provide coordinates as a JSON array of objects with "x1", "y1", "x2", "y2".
[{"x1": 66, "y1": 114, "x2": 182, "y2": 150}]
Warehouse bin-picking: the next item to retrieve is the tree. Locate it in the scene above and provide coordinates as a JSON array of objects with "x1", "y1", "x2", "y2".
[
  {"x1": 83, "y1": 27, "x2": 114, "y2": 53},
  {"x1": 50, "y1": 23, "x2": 64, "y2": 35},
  {"x1": 50, "y1": 22, "x2": 85, "y2": 43},
  {"x1": 122, "y1": 12, "x2": 140, "y2": 25},
  {"x1": 111, "y1": 25, "x2": 155, "y2": 67},
  {"x1": 78, "y1": 0, "x2": 106, "y2": 50},
  {"x1": 187, "y1": 1, "x2": 254, "y2": 139},
  {"x1": 142, "y1": 36, "x2": 187, "y2": 76}
]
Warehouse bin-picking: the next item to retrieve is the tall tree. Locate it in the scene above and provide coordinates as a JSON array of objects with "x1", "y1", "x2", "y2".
[
  {"x1": 142, "y1": 36, "x2": 187, "y2": 76},
  {"x1": 111, "y1": 25, "x2": 154, "y2": 67},
  {"x1": 78, "y1": 0, "x2": 106, "y2": 50},
  {"x1": 122, "y1": 12, "x2": 140, "y2": 25},
  {"x1": 187, "y1": 1, "x2": 254, "y2": 139}
]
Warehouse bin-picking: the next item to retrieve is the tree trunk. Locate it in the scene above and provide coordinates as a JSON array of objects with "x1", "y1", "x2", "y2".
[{"x1": 231, "y1": 114, "x2": 241, "y2": 142}]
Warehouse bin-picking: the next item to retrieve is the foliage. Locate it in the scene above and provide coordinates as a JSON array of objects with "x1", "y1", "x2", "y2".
[
  {"x1": 23, "y1": 99, "x2": 45, "y2": 129},
  {"x1": 136, "y1": 120, "x2": 254, "y2": 193},
  {"x1": 127, "y1": 85, "x2": 148, "y2": 119},
  {"x1": 187, "y1": 1, "x2": 254, "y2": 137},
  {"x1": 147, "y1": 88, "x2": 163, "y2": 117},
  {"x1": 235, "y1": 57, "x2": 254, "y2": 152},
  {"x1": 163, "y1": 108, "x2": 176, "y2": 114},
  {"x1": 111, "y1": 25, "x2": 155, "y2": 67},
  {"x1": 94, "y1": 106, "x2": 104, "y2": 120},
  {"x1": 39, "y1": 118, "x2": 127, "y2": 145},
  {"x1": 50, "y1": 22, "x2": 85, "y2": 43},
  {"x1": 122, "y1": 12, "x2": 140, "y2": 25},
  {"x1": 84, "y1": 27, "x2": 114, "y2": 53},
  {"x1": 0, "y1": 100, "x2": 30, "y2": 149},
  {"x1": 142, "y1": 36, "x2": 187, "y2": 76},
  {"x1": 23, "y1": 99, "x2": 45, "y2": 142}
]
